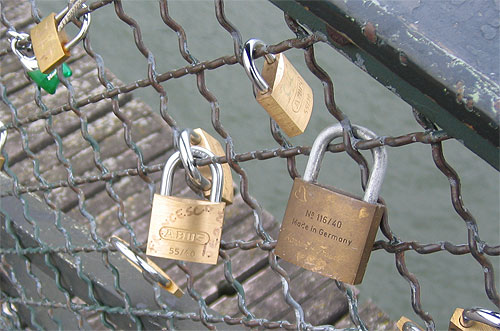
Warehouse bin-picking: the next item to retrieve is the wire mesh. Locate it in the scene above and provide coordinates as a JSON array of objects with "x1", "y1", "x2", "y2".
[{"x1": 0, "y1": 0, "x2": 499, "y2": 330}]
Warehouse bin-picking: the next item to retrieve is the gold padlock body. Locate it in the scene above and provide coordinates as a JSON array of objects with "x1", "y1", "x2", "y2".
[
  {"x1": 191, "y1": 128, "x2": 233, "y2": 204},
  {"x1": 275, "y1": 178, "x2": 384, "y2": 285},
  {"x1": 0, "y1": 156, "x2": 4, "y2": 170},
  {"x1": 30, "y1": 13, "x2": 70, "y2": 74},
  {"x1": 256, "y1": 53, "x2": 313, "y2": 137},
  {"x1": 397, "y1": 316, "x2": 424, "y2": 331},
  {"x1": 449, "y1": 308, "x2": 497, "y2": 331},
  {"x1": 147, "y1": 194, "x2": 225, "y2": 265}
]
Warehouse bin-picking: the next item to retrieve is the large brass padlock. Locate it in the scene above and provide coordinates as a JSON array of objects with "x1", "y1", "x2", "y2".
[
  {"x1": 190, "y1": 128, "x2": 233, "y2": 204},
  {"x1": 242, "y1": 39, "x2": 313, "y2": 137},
  {"x1": 110, "y1": 236, "x2": 183, "y2": 298},
  {"x1": 147, "y1": 146, "x2": 225, "y2": 265},
  {"x1": 30, "y1": 4, "x2": 91, "y2": 74},
  {"x1": 449, "y1": 308, "x2": 500, "y2": 331},
  {"x1": 0, "y1": 120, "x2": 6, "y2": 170},
  {"x1": 275, "y1": 123, "x2": 387, "y2": 285}
]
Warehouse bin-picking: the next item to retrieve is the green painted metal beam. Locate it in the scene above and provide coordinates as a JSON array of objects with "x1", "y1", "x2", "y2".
[{"x1": 270, "y1": 0, "x2": 499, "y2": 170}]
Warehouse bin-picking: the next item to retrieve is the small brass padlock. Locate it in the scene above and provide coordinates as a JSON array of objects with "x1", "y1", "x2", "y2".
[
  {"x1": 10, "y1": 32, "x2": 72, "y2": 94},
  {"x1": 449, "y1": 308, "x2": 500, "y2": 331},
  {"x1": 147, "y1": 146, "x2": 225, "y2": 265},
  {"x1": 30, "y1": 4, "x2": 91, "y2": 74},
  {"x1": 242, "y1": 39, "x2": 313, "y2": 137},
  {"x1": 396, "y1": 316, "x2": 424, "y2": 331},
  {"x1": 275, "y1": 123, "x2": 387, "y2": 285},
  {"x1": 0, "y1": 120, "x2": 6, "y2": 170},
  {"x1": 110, "y1": 236, "x2": 183, "y2": 298},
  {"x1": 190, "y1": 128, "x2": 233, "y2": 204}
]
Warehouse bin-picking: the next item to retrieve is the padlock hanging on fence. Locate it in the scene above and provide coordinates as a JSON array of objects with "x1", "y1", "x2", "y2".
[
  {"x1": 30, "y1": 3, "x2": 91, "y2": 74},
  {"x1": 9, "y1": 31, "x2": 72, "y2": 95},
  {"x1": 242, "y1": 39, "x2": 313, "y2": 137},
  {"x1": 275, "y1": 123, "x2": 387, "y2": 285},
  {"x1": 147, "y1": 130, "x2": 226, "y2": 265}
]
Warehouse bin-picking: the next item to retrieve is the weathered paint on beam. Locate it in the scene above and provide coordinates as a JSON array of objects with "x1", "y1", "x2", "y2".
[
  {"x1": 0, "y1": 173, "x2": 241, "y2": 330},
  {"x1": 270, "y1": 0, "x2": 499, "y2": 170}
]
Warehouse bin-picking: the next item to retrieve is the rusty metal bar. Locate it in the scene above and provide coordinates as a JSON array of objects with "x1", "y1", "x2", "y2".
[{"x1": 270, "y1": 0, "x2": 499, "y2": 170}]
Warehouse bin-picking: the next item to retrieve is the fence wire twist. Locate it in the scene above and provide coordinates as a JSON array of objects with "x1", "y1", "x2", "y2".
[{"x1": 0, "y1": 0, "x2": 498, "y2": 330}]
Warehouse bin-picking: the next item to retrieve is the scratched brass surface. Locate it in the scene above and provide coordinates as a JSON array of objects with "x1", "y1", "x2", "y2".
[
  {"x1": 449, "y1": 308, "x2": 498, "y2": 331},
  {"x1": 256, "y1": 53, "x2": 313, "y2": 137},
  {"x1": 30, "y1": 13, "x2": 69, "y2": 73},
  {"x1": 147, "y1": 194, "x2": 225, "y2": 265},
  {"x1": 275, "y1": 178, "x2": 384, "y2": 284}
]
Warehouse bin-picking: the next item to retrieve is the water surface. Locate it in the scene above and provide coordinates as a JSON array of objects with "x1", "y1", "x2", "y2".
[{"x1": 37, "y1": 1, "x2": 500, "y2": 329}]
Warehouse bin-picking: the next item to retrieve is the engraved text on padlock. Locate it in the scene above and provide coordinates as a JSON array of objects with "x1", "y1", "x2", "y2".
[
  {"x1": 243, "y1": 39, "x2": 313, "y2": 137},
  {"x1": 275, "y1": 124, "x2": 387, "y2": 285},
  {"x1": 257, "y1": 53, "x2": 313, "y2": 137},
  {"x1": 147, "y1": 146, "x2": 225, "y2": 265}
]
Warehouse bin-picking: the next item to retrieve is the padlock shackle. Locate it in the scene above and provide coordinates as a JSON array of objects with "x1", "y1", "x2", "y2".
[
  {"x1": 10, "y1": 33, "x2": 39, "y2": 72},
  {"x1": 160, "y1": 146, "x2": 223, "y2": 202},
  {"x1": 303, "y1": 123, "x2": 387, "y2": 204},
  {"x1": 110, "y1": 236, "x2": 172, "y2": 288},
  {"x1": 0, "y1": 120, "x2": 7, "y2": 151},
  {"x1": 242, "y1": 39, "x2": 277, "y2": 93},
  {"x1": 462, "y1": 308, "x2": 500, "y2": 328},
  {"x1": 178, "y1": 129, "x2": 211, "y2": 191},
  {"x1": 55, "y1": 3, "x2": 91, "y2": 51}
]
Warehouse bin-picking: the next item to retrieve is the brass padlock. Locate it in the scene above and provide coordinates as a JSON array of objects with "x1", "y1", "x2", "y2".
[
  {"x1": 397, "y1": 316, "x2": 424, "y2": 331},
  {"x1": 30, "y1": 4, "x2": 91, "y2": 74},
  {"x1": 0, "y1": 120, "x2": 7, "y2": 170},
  {"x1": 110, "y1": 236, "x2": 183, "y2": 298},
  {"x1": 9, "y1": 31, "x2": 73, "y2": 95},
  {"x1": 147, "y1": 146, "x2": 225, "y2": 265},
  {"x1": 275, "y1": 123, "x2": 387, "y2": 285},
  {"x1": 449, "y1": 308, "x2": 500, "y2": 331},
  {"x1": 242, "y1": 39, "x2": 313, "y2": 137},
  {"x1": 190, "y1": 128, "x2": 233, "y2": 204}
]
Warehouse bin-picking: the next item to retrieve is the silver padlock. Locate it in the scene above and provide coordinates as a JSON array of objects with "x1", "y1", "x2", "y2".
[
  {"x1": 147, "y1": 146, "x2": 226, "y2": 265},
  {"x1": 275, "y1": 123, "x2": 387, "y2": 284}
]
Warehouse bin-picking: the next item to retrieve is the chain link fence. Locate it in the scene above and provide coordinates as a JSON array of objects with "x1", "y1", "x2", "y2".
[{"x1": 0, "y1": 0, "x2": 499, "y2": 330}]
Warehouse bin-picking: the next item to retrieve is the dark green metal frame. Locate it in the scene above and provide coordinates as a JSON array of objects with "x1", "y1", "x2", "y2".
[{"x1": 271, "y1": 0, "x2": 499, "y2": 170}]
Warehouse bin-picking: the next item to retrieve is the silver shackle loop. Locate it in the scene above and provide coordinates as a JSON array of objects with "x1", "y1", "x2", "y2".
[
  {"x1": 178, "y1": 129, "x2": 211, "y2": 191},
  {"x1": 9, "y1": 32, "x2": 38, "y2": 72},
  {"x1": 462, "y1": 308, "x2": 500, "y2": 329},
  {"x1": 55, "y1": 3, "x2": 91, "y2": 51},
  {"x1": 303, "y1": 123, "x2": 387, "y2": 204},
  {"x1": 0, "y1": 120, "x2": 7, "y2": 151},
  {"x1": 401, "y1": 321, "x2": 422, "y2": 331},
  {"x1": 160, "y1": 146, "x2": 223, "y2": 203},
  {"x1": 242, "y1": 39, "x2": 277, "y2": 93},
  {"x1": 110, "y1": 236, "x2": 171, "y2": 288}
]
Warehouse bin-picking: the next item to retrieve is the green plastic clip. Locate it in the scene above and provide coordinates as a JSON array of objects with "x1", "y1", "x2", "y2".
[{"x1": 27, "y1": 63, "x2": 72, "y2": 94}]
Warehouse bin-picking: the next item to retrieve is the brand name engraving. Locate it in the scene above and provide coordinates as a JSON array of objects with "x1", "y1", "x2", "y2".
[{"x1": 159, "y1": 226, "x2": 209, "y2": 245}]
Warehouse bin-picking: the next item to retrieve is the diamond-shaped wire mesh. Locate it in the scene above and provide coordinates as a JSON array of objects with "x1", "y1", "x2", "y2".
[{"x1": 0, "y1": 0, "x2": 498, "y2": 330}]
